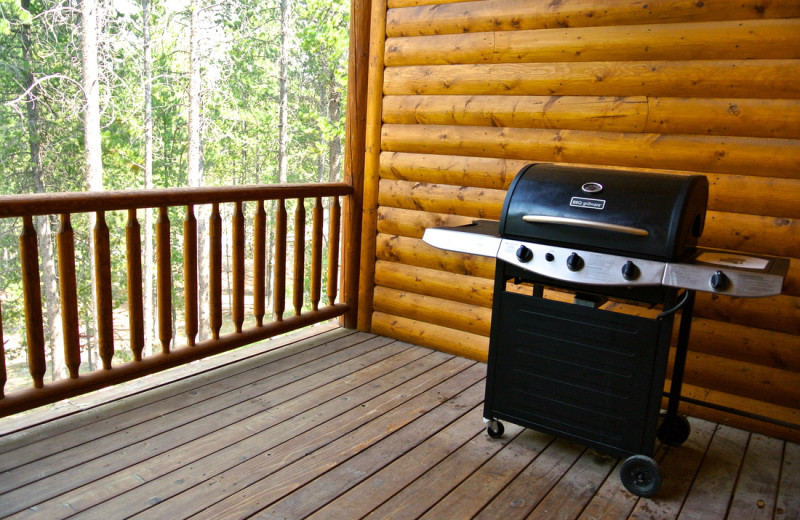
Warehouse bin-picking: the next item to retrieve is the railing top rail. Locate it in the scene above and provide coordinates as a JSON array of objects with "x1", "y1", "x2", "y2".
[{"x1": 0, "y1": 182, "x2": 353, "y2": 218}]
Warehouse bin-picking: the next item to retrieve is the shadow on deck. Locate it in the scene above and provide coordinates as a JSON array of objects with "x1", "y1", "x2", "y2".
[{"x1": 0, "y1": 326, "x2": 797, "y2": 519}]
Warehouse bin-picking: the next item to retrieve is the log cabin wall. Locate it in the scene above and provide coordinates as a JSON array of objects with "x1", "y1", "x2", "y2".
[{"x1": 355, "y1": 0, "x2": 800, "y2": 441}]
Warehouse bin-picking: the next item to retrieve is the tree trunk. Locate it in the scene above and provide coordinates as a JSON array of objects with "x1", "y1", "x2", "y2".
[
  {"x1": 327, "y1": 71, "x2": 342, "y2": 183},
  {"x1": 142, "y1": 0, "x2": 155, "y2": 357},
  {"x1": 20, "y1": 0, "x2": 65, "y2": 380},
  {"x1": 81, "y1": 0, "x2": 104, "y2": 365},
  {"x1": 277, "y1": 0, "x2": 290, "y2": 185},
  {"x1": 188, "y1": 0, "x2": 210, "y2": 341}
]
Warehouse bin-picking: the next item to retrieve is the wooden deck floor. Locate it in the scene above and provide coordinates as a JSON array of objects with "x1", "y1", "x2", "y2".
[{"x1": 0, "y1": 328, "x2": 797, "y2": 520}]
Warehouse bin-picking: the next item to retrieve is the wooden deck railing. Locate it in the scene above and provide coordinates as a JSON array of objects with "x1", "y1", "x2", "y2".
[{"x1": 0, "y1": 183, "x2": 353, "y2": 417}]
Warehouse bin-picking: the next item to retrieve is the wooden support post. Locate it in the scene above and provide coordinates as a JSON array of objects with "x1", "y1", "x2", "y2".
[
  {"x1": 0, "y1": 301, "x2": 5, "y2": 398},
  {"x1": 311, "y1": 197, "x2": 323, "y2": 311},
  {"x1": 232, "y1": 201, "x2": 245, "y2": 333},
  {"x1": 294, "y1": 199, "x2": 306, "y2": 316},
  {"x1": 125, "y1": 210, "x2": 145, "y2": 362},
  {"x1": 328, "y1": 196, "x2": 341, "y2": 306},
  {"x1": 184, "y1": 205, "x2": 198, "y2": 346},
  {"x1": 209, "y1": 203, "x2": 222, "y2": 339},
  {"x1": 94, "y1": 212, "x2": 114, "y2": 370},
  {"x1": 274, "y1": 200, "x2": 287, "y2": 321},
  {"x1": 253, "y1": 200, "x2": 266, "y2": 326},
  {"x1": 156, "y1": 207, "x2": 172, "y2": 354},
  {"x1": 341, "y1": 0, "x2": 373, "y2": 328},
  {"x1": 356, "y1": 0, "x2": 388, "y2": 331}
]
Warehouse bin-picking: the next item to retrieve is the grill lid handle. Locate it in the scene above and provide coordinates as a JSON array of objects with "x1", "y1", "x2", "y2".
[{"x1": 522, "y1": 215, "x2": 650, "y2": 237}]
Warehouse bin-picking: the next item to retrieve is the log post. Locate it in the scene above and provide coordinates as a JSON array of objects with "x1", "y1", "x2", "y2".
[{"x1": 125, "y1": 210, "x2": 145, "y2": 362}]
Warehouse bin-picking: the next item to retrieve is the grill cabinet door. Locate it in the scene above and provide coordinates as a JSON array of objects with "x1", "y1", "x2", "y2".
[{"x1": 484, "y1": 291, "x2": 667, "y2": 458}]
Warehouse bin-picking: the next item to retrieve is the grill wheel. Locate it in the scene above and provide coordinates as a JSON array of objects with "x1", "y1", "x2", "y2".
[{"x1": 620, "y1": 454, "x2": 662, "y2": 497}]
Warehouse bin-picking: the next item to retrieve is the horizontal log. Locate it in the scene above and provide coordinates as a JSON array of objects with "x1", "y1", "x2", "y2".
[
  {"x1": 380, "y1": 152, "x2": 525, "y2": 190},
  {"x1": 382, "y1": 96, "x2": 800, "y2": 140},
  {"x1": 383, "y1": 60, "x2": 800, "y2": 100},
  {"x1": 374, "y1": 259, "x2": 493, "y2": 307},
  {"x1": 688, "y1": 318, "x2": 800, "y2": 373},
  {"x1": 670, "y1": 349, "x2": 800, "y2": 410},
  {"x1": 701, "y1": 212, "x2": 799, "y2": 258},
  {"x1": 377, "y1": 206, "x2": 476, "y2": 238},
  {"x1": 383, "y1": 95, "x2": 648, "y2": 132},
  {"x1": 377, "y1": 179, "x2": 506, "y2": 219},
  {"x1": 376, "y1": 232, "x2": 495, "y2": 279},
  {"x1": 371, "y1": 311, "x2": 489, "y2": 361},
  {"x1": 694, "y1": 292, "x2": 800, "y2": 337},
  {"x1": 388, "y1": 0, "x2": 467, "y2": 8},
  {"x1": 373, "y1": 285, "x2": 492, "y2": 336},
  {"x1": 666, "y1": 382, "x2": 800, "y2": 444},
  {"x1": 646, "y1": 98, "x2": 800, "y2": 140},
  {"x1": 706, "y1": 175, "x2": 800, "y2": 220},
  {"x1": 385, "y1": 19, "x2": 800, "y2": 66},
  {"x1": 380, "y1": 153, "x2": 800, "y2": 218},
  {"x1": 386, "y1": 0, "x2": 800, "y2": 37},
  {"x1": 380, "y1": 125, "x2": 800, "y2": 179},
  {"x1": 0, "y1": 183, "x2": 353, "y2": 218}
]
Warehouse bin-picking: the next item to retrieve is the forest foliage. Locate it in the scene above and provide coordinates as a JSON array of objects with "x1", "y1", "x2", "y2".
[{"x1": 0, "y1": 0, "x2": 349, "y2": 387}]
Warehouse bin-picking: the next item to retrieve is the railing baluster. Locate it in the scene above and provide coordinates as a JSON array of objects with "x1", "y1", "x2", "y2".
[
  {"x1": 311, "y1": 197, "x2": 323, "y2": 311},
  {"x1": 94, "y1": 211, "x2": 114, "y2": 370},
  {"x1": 328, "y1": 196, "x2": 341, "y2": 306},
  {"x1": 126, "y1": 210, "x2": 145, "y2": 362},
  {"x1": 232, "y1": 201, "x2": 245, "y2": 333},
  {"x1": 253, "y1": 200, "x2": 266, "y2": 326},
  {"x1": 59, "y1": 214, "x2": 82, "y2": 375},
  {"x1": 156, "y1": 207, "x2": 172, "y2": 353},
  {"x1": 20, "y1": 216, "x2": 46, "y2": 387},
  {"x1": 184, "y1": 205, "x2": 198, "y2": 346},
  {"x1": 209, "y1": 203, "x2": 222, "y2": 339},
  {"x1": 273, "y1": 199, "x2": 287, "y2": 321},
  {"x1": 293, "y1": 199, "x2": 306, "y2": 316},
  {"x1": 1, "y1": 300, "x2": 7, "y2": 397}
]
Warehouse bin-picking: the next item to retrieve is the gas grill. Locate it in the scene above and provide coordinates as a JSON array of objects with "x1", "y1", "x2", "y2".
[{"x1": 423, "y1": 163, "x2": 789, "y2": 497}]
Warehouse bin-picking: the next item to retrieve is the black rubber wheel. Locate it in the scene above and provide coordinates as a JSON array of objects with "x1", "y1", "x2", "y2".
[
  {"x1": 657, "y1": 414, "x2": 691, "y2": 446},
  {"x1": 486, "y1": 419, "x2": 505, "y2": 438},
  {"x1": 620, "y1": 455, "x2": 661, "y2": 497}
]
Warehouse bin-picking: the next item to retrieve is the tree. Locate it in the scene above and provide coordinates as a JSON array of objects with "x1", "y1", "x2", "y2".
[{"x1": 19, "y1": 0, "x2": 65, "y2": 379}]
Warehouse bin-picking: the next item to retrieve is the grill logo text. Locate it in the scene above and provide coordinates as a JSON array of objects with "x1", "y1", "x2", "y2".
[{"x1": 570, "y1": 197, "x2": 606, "y2": 210}]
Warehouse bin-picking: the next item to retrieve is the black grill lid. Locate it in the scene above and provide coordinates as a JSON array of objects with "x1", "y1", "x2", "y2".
[{"x1": 500, "y1": 164, "x2": 709, "y2": 261}]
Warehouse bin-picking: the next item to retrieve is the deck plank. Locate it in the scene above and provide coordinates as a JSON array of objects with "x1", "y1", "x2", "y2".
[
  {"x1": 775, "y1": 441, "x2": 800, "y2": 519},
  {"x1": 421, "y1": 428, "x2": 555, "y2": 520},
  {"x1": 627, "y1": 417, "x2": 717, "y2": 520},
  {"x1": 0, "y1": 328, "x2": 793, "y2": 520},
  {"x1": 360, "y1": 422, "x2": 529, "y2": 519},
  {"x1": 727, "y1": 434, "x2": 784, "y2": 520},
  {"x1": 526, "y1": 447, "x2": 618, "y2": 519},
  {"x1": 677, "y1": 425, "x2": 750, "y2": 520},
  {"x1": 472, "y1": 437, "x2": 584, "y2": 520}
]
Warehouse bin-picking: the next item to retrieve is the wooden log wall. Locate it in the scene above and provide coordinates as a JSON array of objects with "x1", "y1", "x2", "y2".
[{"x1": 357, "y1": 0, "x2": 800, "y2": 441}]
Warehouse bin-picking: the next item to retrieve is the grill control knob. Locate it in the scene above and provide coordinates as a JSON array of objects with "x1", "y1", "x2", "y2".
[
  {"x1": 516, "y1": 245, "x2": 533, "y2": 263},
  {"x1": 566, "y1": 252, "x2": 584, "y2": 272},
  {"x1": 621, "y1": 261, "x2": 640, "y2": 281},
  {"x1": 710, "y1": 270, "x2": 729, "y2": 291}
]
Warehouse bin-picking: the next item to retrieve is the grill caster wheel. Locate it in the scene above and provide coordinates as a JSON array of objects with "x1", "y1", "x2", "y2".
[
  {"x1": 485, "y1": 419, "x2": 505, "y2": 438},
  {"x1": 620, "y1": 455, "x2": 661, "y2": 497},
  {"x1": 657, "y1": 414, "x2": 691, "y2": 446}
]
